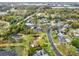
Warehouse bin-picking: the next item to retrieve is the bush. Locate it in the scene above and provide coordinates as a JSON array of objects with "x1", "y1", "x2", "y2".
[{"x1": 71, "y1": 38, "x2": 79, "y2": 48}]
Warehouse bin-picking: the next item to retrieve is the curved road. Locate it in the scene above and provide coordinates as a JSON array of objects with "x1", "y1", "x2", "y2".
[
  {"x1": 47, "y1": 28, "x2": 62, "y2": 56},
  {"x1": 16, "y1": 7, "x2": 62, "y2": 56}
]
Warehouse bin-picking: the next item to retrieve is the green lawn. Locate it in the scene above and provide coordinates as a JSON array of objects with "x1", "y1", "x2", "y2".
[{"x1": 51, "y1": 31, "x2": 59, "y2": 44}]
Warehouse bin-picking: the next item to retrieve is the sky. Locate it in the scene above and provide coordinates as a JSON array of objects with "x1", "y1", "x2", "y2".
[{"x1": 0, "y1": 0, "x2": 79, "y2": 2}]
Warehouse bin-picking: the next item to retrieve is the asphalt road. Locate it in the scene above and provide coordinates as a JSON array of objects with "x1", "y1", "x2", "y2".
[
  {"x1": 47, "y1": 28, "x2": 62, "y2": 56},
  {"x1": 17, "y1": 7, "x2": 40, "y2": 25}
]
